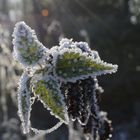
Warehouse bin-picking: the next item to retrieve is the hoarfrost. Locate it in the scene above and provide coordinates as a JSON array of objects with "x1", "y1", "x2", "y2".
[{"x1": 17, "y1": 72, "x2": 31, "y2": 134}]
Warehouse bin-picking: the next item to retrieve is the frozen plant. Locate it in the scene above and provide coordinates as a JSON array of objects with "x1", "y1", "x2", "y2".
[{"x1": 12, "y1": 21, "x2": 118, "y2": 140}]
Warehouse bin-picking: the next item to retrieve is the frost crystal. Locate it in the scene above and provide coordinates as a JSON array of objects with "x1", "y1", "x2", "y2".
[
  {"x1": 17, "y1": 72, "x2": 31, "y2": 134},
  {"x1": 12, "y1": 22, "x2": 118, "y2": 138},
  {"x1": 75, "y1": 41, "x2": 91, "y2": 52}
]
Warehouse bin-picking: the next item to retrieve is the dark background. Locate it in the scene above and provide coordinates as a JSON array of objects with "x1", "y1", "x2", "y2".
[{"x1": 0, "y1": 0, "x2": 140, "y2": 140}]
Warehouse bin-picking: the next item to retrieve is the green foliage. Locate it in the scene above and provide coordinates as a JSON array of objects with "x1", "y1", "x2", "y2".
[
  {"x1": 17, "y1": 42, "x2": 42, "y2": 65},
  {"x1": 32, "y1": 77, "x2": 67, "y2": 123},
  {"x1": 13, "y1": 22, "x2": 47, "y2": 67},
  {"x1": 55, "y1": 51, "x2": 115, "y2": 81}
]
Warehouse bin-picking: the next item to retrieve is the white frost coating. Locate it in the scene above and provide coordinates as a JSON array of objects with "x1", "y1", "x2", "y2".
[
  {"x1": 99, "y1": 111, "x2": 107, "y2": 118},
  {"x1": 59, "y1": 47, "x2": 83, "y2": 55},
  {"x1": 74, "y1": 41, "x2": 91, "y2": 52},
  {"x1": 12, "y1": 21, "x2": 48, "y2": 68},
  {"x1": 30, "y1": 121, "x2": 63, "y2": 140},
  {"x1": 59, "y1": 38, "x2": 73, "y2": 49},
  {"x1": 90, "y1": 50, "x2": 101, "y2": 60},
  {"x1": 50, "y1": 46, "x2": 59, "y2": 54},
  {"x1": 92, "y1": 77, "x2": 105, "y2": 124},
  {"x1": 59, "y1": 38, "x2": 91, "y2": 53},
  {"x1": 77, "y1": 107, "x2": 91, "y2": 126},
  {"x1": 17, "y1": 72, "x2": 31, "y2": 134}
]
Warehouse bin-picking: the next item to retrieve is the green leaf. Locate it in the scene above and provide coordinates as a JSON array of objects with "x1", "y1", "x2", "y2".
[
  {"x1": 32, "y1": 76, "x2": 68, "y2": 123},
  {"x1": 13, "y1": 22, "x2": 47, "y2": 67},
  {"x1": 55, "y1": 51, "x2": 118, "y2": 82}
]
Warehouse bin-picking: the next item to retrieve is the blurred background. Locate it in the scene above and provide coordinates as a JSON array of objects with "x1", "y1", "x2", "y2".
[{"x1": 0, "y1": 0, "x2": 140, "y2": 140}]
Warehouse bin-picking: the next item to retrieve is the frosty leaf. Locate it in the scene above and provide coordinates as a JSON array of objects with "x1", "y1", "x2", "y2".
[
  {"x1": 32, "y1": 76, "x2": 68, "y2": 123},
  {"x1": 12, "y1": 21, "x2": 48, "y2": 67},
  {"x1": 55, "y1": 51, "x2": 118, "y2": 82},
  {"x1": 18, "y1": 72, "x2": 32, "y2": 134}
]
